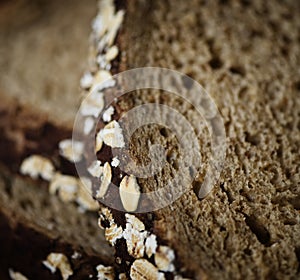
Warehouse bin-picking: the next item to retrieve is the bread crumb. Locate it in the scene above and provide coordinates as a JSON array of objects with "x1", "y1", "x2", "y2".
[
  {"x1": 20, "y1": 155, "x2": 55, "y2": 181},
  {"x1": 88, "y1": 160, "x2": 103, "y2": 178},
  {"x1": 119, "y1": 175, "x2": 140, "y2": 212},
  {"x1": 42, "y1": 253, "x2": 73, "y2": 280},
  {"x1": 102, "y1": 106, "x2": 115, "y2": 122},
  {"x1": 100, "y1": 120, "x2": 125, "y2": 148},
  {"x1": 154, "y1": 246, "x2": 175, "y2": 272},
  {"x1": 96, "y1": 162, "x2": 112, "y2": 198},
  {"x1": 59, "y1": 139, "x2": 84, "y2": 163},
  {"x1": 96, "y1": 264, "x2": 115, "y2": 280},
  {"x1": 130, "y1": 259, "x2": 165, "y2": 280},
  {"x1": 9, "y1": 269, "x2": 28, "y2": 280}
]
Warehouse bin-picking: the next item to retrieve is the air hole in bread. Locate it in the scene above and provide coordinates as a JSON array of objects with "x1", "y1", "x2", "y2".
[
  {"x1": 229, "y1": 65, "x2": 246, "y2": 77},
  {"x1": 209, "y1": 57, "x2": 223, "y2": 70},
  {"x1": 245, "y1": 132, "x2": 260, "y2": 146},
  {"x1": 288, "y1": 196, "x2": 300, "y2": 210},
  {"x1": 192, "y1": 180, "x2": 202, "y2": 198},
  {"x1": 159, "y1": 127, "x2": 169, "y2": 138},
  {"x1": 244, "y1": 248, "x2": 252, "y2": 256},
  {"x1": 283, "y1": 219, "x2": 297, "y2": 226},
  {"x1": 245, "y1": 215, "x2": 271, "y2": 246}
]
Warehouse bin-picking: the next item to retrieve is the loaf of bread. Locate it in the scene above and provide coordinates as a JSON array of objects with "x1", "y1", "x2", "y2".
[{"x1": 1, "y1": 0, "x2": 299, "y2": 279}]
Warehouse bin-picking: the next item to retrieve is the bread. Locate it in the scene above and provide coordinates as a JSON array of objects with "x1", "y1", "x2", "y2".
[
  {"x1": 1, "y1": 0, "x2": 300, "y2": 279},
  {"x1": 87, "y1": 0, "x2": 300, "y2": 279},
  {"x1": 0, "y1": 165, "x2": 114, "y2": 279},
  {"x1": 0, "y1": 0, "x2": 97, "y2": 128},
  {"x1": 0, "y1": 1, "x2": 118, "y2": 279}
]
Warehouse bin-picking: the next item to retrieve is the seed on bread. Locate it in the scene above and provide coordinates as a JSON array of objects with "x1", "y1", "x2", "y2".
[
  {"x1": 80, "y1": 86, "x2": 105, "y2": 118},
  {"x1": 102, "y1": 105, "x2": 115, "y2": 122},
  {"x1": 84, "y1": 117, "x2": 95, "y2": 135},
  {"x1": 96, "y1": 162, "x2": 112, "y2": 198},
  {"x1": 105, "y1": 223, "x2": 123, "y2": 246},
  {"x1": 97, "y1": 46, "x2": 119, "y2": 69},
  {"x1": 123, "y1": 214, "x2": 147, "y2": 258},
  {"x1": 119, "y1": 175, "x2": 140, "y2": 212},
  {"x1": 130, "y1": 259, "x2": 165, "y2": 280},
  {"x1": 100, "y1": 120, "x2": 125, "y2": 148},
  {"x1": 42, "y1": 253, "x2": 73, "y2": 280},
  {"x1": 174, "y1": 275, "x2": 192, "y2": 280},
  {"x1": 118, "y1": 273, "x2": 128, "y2": 280},
  {"x1": 77, "y1": 177, "x2": 99, "y2": 211},
  {"x1": 8, "y1": 269, "x2": 29, "y2": 280},
  {"x1": 105, "y1": 46, "x2": 119, "y2": 62},
  {"x1": 80, "y1": 71, "x2": 94, "y2": 89},
  {"x1": 20, "y1": 155, "x2": 55, "y2": 181},
  {"x1": 59, "y1": 139, "x2": 84, "y2": 163},
  {"x1": 125, "y1": 214, "x2": 145, "y2": 231},
  {"x1": 87, "y1": 160, "x2": 103, "y2": 178},
  {"x1": 145, "y1": 234, "x2": 158, "y2": 258},
  {"x1": 154, "y1": 246, "x2": 175, "y2": 272},
  {"x1": 96, "y1": 264, "x2": 115, "y2": 280},
  {"x1": 95, "y1": 130, "x2": 104, "y2": 152},
  {"x1": 49, "y1": 173, "x2": 78, "y2": 203},
  {"x1": 111, "y1": 156, "x2": 120, "y2": 167}
]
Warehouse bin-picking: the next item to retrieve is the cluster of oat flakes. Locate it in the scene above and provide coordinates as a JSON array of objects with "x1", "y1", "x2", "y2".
[{"x1": 98, "y1": 207, "x2": 187, "y2": 279}]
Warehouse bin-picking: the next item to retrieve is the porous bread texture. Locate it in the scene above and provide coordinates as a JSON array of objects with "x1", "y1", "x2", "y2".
[
  {"x1": 116, "y1": 0, "x2": 300, "y2": 279},
  {"x1": 0, "y1": 166, "x2": 113, "y2": 260},
  {"x1": 0, "y1": 0, "x2": 97, "y2": 128}
]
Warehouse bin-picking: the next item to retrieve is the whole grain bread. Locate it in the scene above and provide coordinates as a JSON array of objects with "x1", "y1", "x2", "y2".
[
  {"x1": 92, "y1": 0, "x2": 300, "y2": 279},
  {"x1": 0, "y1": 0, "x2": 97, "y2": 128},
  {"x1": 1, "y1": 0, "x2": 300, "y2": 279},
  {"x1": 0, "y1": 165, "x2": 114, "y2": 279},
  {"x1": 0, "y1": 1, "x2": 118, "y2": 279}
]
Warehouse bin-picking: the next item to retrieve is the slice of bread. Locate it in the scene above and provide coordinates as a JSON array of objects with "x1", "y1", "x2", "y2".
[
  {"x1": 0, "y1": 1, "x2": 118, "y2": 279},
  {"x1": 1, "y1": 0, "x2": 299, "y2": 279},
  {"x1": 0, "y1": 165, "x2": 114, "y2": 279},
  {"x1": 91, "y1": 0, "x2": 300, "y2": 279},
  {"x1": 0, "y1": 0, "x2": 96, "y2": 128}
]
